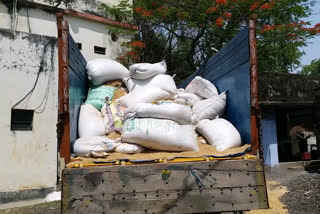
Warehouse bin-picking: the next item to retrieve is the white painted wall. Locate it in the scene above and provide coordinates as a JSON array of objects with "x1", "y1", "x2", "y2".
[
  {"x1": 0, "y1": 30, "x2": 58, "y2": 192},
  {"x1": 0, "y1": 3, "x2": 57, "y2": 37},
  {"x1": 66, "y1": 15, "x2": 131, "y2": 61},
  {"x1": 0, "y1": 2, "x2": 132, "y2": 62}
]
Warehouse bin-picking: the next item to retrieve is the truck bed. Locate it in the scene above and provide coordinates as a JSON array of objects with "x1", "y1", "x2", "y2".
[
  {"x1": 68, "y1": 144, "x2": 252, "y2": 167},
  {"x1": 57, "y1": 15, "x2": 269, "y2": 213}
]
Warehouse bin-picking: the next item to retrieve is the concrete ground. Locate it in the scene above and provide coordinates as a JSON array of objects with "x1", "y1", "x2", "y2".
[
  {"x1": 0, "y1": 201, "x2": 60, "y2": 214},
  {"x1": 0, "y1": 164, "x2": 319, "y2": 214}
]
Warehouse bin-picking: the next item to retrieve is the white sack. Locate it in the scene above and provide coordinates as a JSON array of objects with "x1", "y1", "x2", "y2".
[
  {"x1": 115, "y1": 143, "x2": 145, "y2": 154},
  {"x1": 124, "y1": 103, "x2": 192, "y2": 125},
  {"x1": 117, "y1": 87, "x2": 171, "y2": 107},
  {"x1": 129, "y1": 60, "x2": 167, "y2": 79},
  {"x1": 185, "y1": 76, "x2": 218, "y2": 98},
  {"x1": 78, "y1": 104, "x2": 105, "y2": 138},
  {"x1": 176, "y1": 88, "x2": 185, "y2": 94},
  {"x1": 86, "y1": 59, "x2": 129, "y2": 85},
  {"x1": 173, "y1": 93, "x2": 203, "y2": 106},
  {"x1": 192, "y1": 92, "x2": 227, "y2": 124},
  {"x1": 196, "y1": 119, "x2": 241, "y2": 151},
  {"x1": 123, "y1": 74, "x2": 176, "y2": 94},
  {"x1": 122, "y1": 118, "x2": 199, "y2": 151},
  {"x1": 73, "y1": 136, "x2": 120, "y2": 156}
]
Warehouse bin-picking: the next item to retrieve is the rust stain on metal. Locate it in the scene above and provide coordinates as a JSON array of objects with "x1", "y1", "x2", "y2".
[
  {"x1": 249, "y1": 17, "x2": 260, "y2": 155},
  {"x1": 57, "y1": 13, "x2": 70, "y2": 163}
]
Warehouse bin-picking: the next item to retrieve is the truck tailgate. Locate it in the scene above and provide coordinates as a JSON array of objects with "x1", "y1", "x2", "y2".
[{"x1": 62, "y1": 159, "x2": 267, "y2": 213}]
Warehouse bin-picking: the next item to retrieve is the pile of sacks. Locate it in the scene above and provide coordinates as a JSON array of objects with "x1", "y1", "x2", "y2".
[{"x1": 73, "y1": 59, "x2": 242, "y2": 157}]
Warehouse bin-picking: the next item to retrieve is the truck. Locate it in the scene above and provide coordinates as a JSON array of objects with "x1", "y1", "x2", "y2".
[{"x1": 56, "y1": 13, "x2": 269, "y2": 213}]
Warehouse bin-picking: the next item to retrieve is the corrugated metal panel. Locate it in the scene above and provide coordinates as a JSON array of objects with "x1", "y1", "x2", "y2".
[
  {"x1": 68, "y1": 32, "x2": 88, "y2": 148},
  {"x1": 179, "y1": 27, "x2": 251, "y2": 145}
]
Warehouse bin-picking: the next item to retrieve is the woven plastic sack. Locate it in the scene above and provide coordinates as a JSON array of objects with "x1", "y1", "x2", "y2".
[
  {"x1": 196, "y1": 119, "x2": 241, "y2": 151},
  {"x1": 124, "y1": 103, "x2": 192, "y2": 125},
  {"x1": 122, "y1": 118, "x2": 199, "y2": 151},
  {"x1": 85, "y1": 85, "x2": 115, "y2": 111},
  {"x1": 129, "y1": 60, "x2": 167, "y2": 80},
  {"x1": 73, "y1": 136, "x2": 120, "y2": 156},
  {"x1": 87, "y1": 59, "x2": 129, "y2": 85},
  {"x1": 117, "y1": 87, "x2": 171, "y2": 107},
  {"x1": 123, "y1": 74, "x2": 176, "y2": 94},
  {"x1": 185, "y1": 76, "x2": 218, "y2": 98},
  {"x1": 173, "y1": 93, "x2": 203, "y2": 106},
  {"x1": 78, "y1": 104, "x2": 105, "y2": 138},
  {"x1": 192, "y1": 92, "x2": 227, "y2": 124},
  {"x1": 115, "y1": 143, "x2": 145, "y2": 154}
]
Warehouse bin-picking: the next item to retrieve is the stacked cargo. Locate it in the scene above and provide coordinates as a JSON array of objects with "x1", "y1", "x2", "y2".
[{"x1": 73, "y1": 59, "x2": 241, "y2": 157}]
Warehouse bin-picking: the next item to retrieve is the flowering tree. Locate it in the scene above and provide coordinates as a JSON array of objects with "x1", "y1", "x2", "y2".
[
  {"x1": 301, "y1": 58, "x2": 320, "y2": 76},
  {"x1": 102, "y1": 0, "x2": 320, "y2": 82}
]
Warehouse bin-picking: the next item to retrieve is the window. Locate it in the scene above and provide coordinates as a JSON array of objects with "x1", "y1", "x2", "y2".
[
  {"x1": 94, "y1": 46, "x2": 106, "y2": 55},
  {"x1": 77, "y1": 43, "x2": 82, "y2": 50},
  {"x1": 11, "y1": 109, "x2": 34, "y2": 131}
]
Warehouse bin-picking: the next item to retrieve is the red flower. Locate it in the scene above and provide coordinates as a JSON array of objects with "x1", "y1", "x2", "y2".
[
  {"x1": 315, "y1": 23, "x2": 320, "y2": 28},
  {"x1": 141, "y1": 10, "x2": 152, "y2": 17},
  {"x1": 270, "y1": 0, "x2": 276, "y2": 7},
  {"x1": 261, "y1": 3, "x2": 271, "y2": 10},
  {"x1": 309, "y1": 27, "x2": 317, "y2": 34},
  {"x1": 250, "y1": 1, "x2": 259, "y2": 10},
  {"x1": 135, "y1": 7, "x2": 142, "y2": 13},
  {"x1": 119, "y1": 55, "x2": 125, "y2": 62},
  {"x1": 223, "y1": 12, "x2": 232, "y2": 19},
  {"x1": 216, "y1": 0, "x2": 227, "y2": 5},
  {"x1": 157, "y1": 6, "x2": 168, "y2": 17},
  {"x1": 127, "y1": 50, "x2": 136, "y2": 56},
  {"x1": 216, "y1": 17, "x2": 224, "y2": 27},
  {"x1": 130, "y1": 41, "x2": 146, "y2": 48},
  {"x1": 299, "y1": 21, "x2": 306, "y2": 25},
  {"x1": 205, "y1": 6, "x2": 217, "y2": 14}
]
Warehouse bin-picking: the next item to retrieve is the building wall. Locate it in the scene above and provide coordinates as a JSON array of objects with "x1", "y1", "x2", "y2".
[
  {"x1": 0, "y1": 30, "x2": 58, "y2": 195},
  {"x1": 0, "y1": 0, "x2": 133, "y2": 198},
  {"x1": 66, "y1": 15, "x2": 131, "y2": 61},
  {"x1": 0, "y1": 3, "x2": 58, "y2": 37},
  {"x1": 29, "y1": 0, "x2": 133, "y2": 18},
  {"x1": 0, "y1": 1, "x2": 132, "y2": 61},
  {"x1": 261, "y1": 109, "x2": 279, "y2": 167}
]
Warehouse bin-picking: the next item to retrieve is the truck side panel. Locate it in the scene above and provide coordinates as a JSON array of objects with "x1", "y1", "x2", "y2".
[
  {"x1": 68, "y1": 32, "x2": 88, "y2": 147},
  {"x1": 179, "y1": 27, "x2": 252, "y2": 145},
  {"x1": 62, "y1": 160, "x2": 268, "y2": 213}
]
